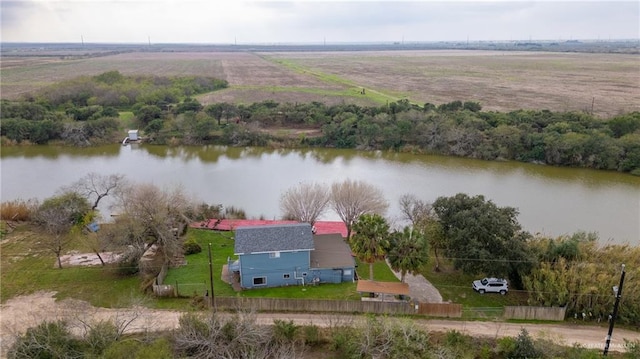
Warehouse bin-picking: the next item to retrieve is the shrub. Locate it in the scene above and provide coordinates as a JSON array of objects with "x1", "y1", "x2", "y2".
[
  {"x1": 117, "y1": 246, "x2": 144, "y2": 276},
  {"x1": 444, "y1": 329, "x2": 469, "y2": 347},
  {"x1": 102, "y1": 339, "x2": 143, "y2": 359},
  {"x1": 134, "y1": 338, "x2": 173, "y2": 359},
  {"x1": 273, "y1": 319, "x2": 298, "y2": 343},
  {"x1": 496, "y1": 336, "x2": 516, "y2": 355},
  {"x1": 8, "y1": 320, "x2": 84, "y2": 359},
  {"x1": 508, "y1": 328, "x2": 542, "y2": 359},
  {"x1": 624, "y1": 339, "x2": 640, "y2": 359},
  {"x1": 85, "y1": 320, "x2": 119, "y2": 356},
  {"x1": 183, "y1": 238, "x2": 202, "y2": 255},
  {"x1": 302, "y1": 324, "x2": 322, "y2": 346}
]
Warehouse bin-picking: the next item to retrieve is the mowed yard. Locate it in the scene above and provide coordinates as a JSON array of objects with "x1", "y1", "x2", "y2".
[{"x1": 2, "y1": 50, "x2": 638, "y2": 117}]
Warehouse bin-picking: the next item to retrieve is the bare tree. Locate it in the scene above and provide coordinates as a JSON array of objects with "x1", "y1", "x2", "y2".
[
  {"x1": 111, "y1": 182, "x2": 195, "y2": 272},
  {"x1": 398, "y1": 193, "x2": 432, "y2": 226},
  {"x1": 280, "y1": 182, "x2": 330, "y2": 225},
  {"x1": 65, "y1": 172, "x2": 125, "y2": 211},
  {"x1": 33, "y1": 192, "x2": 91, "y2": 268},
  {"x1": 331, "y1": 179, "x2": 388, "y2": 239}
]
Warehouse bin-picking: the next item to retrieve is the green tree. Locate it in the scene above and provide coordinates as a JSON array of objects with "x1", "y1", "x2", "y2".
[
  {"x1": 387, "y1": 226, "x2": 429, "y2": 283},
  {"x1": 432, "y1": 193, "x2": 532, "y2": 284},
  {"x1": 351, "y1": 213, "x2": 390, "y2": 280},
  {"x1": 205, "y1": 102, "x2": 235, "y2": 126},
  {"x1": 607, "y1": 112, "x2": 640, "y2": 138},
  {"x1": 133, "y1": 105, "x2": 163, "y2": 127},
  {"x1": 175, "y1": 98, "x2": 203, "y2": 114}
]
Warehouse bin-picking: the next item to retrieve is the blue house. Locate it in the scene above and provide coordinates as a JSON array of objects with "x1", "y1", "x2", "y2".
[{"x1": 229, "y1": 223, "x2": 355, "y2": 289}]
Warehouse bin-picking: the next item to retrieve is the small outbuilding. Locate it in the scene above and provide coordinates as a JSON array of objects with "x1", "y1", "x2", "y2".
[
  {"x1": 128, "y1": 129, "x2": 139, "y2": 141},
  {"x1": 357, "y1": 280, "x2": 410, "y2": 302}
]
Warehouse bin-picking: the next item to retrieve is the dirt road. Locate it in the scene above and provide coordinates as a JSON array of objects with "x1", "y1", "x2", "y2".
[{"x1": 2, "y1": 291, "x2": 638, "y2": 355}]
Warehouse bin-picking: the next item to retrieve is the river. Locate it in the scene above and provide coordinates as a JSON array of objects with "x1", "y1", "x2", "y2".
[{"x1": 1, "y1": 144, "x2": 639, "y2": 245}]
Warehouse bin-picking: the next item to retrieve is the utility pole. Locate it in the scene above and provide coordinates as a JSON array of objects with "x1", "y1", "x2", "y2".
[
  {"x1": 208, "y1": 243, "x2": 216, "y2": 312},
  {"x1": 603, "y1": 264, "x2": 625, "y2": 356}
]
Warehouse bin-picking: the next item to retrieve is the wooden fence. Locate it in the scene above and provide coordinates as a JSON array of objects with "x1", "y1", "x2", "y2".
[
  {"x1": 214, "y1": 297, "x2": 415, "y2": 315},
  {"x1": 418, "y1": 303, "x2": 462, "y2": 318},
  {"x1": 503, "y1": 306, "x2": 566, "y2": 321}
]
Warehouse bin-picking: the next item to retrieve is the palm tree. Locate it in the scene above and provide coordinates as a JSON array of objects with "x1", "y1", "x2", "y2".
[
  {"x1": 387, "y1": 226, "x2": 429, "y2": 283},
  {"x1": 350, "y1": 213, "x2": 390, "y2": 280}
]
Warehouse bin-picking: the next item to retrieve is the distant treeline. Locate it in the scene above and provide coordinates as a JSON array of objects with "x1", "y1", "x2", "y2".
[{"x1": 1, "y1": 71, "x2": 639, "y2": 174}]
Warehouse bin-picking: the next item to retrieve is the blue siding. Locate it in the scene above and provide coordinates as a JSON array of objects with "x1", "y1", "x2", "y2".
[
  {"x1": 310, "y1": 267, "x2": 356, "y2": 284},
  {"x1": 239, "y1": 251, "x2": 311, "y2": 289}
]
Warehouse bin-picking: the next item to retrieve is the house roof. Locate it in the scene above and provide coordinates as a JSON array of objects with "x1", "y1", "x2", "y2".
[
  {"x1": 310, "y1": 234, "x2": 354, "y2": 269},
  {"x1": 234, "y1": 223, "x2": 314, "y2": 254},
  {"x1": 356, "y1": 280, "x2": 410, "y2": 295}
]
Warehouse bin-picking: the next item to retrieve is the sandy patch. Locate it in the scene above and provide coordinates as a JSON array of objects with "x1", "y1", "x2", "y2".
[{"x1": 58, "y1": 251, "x2": 122, "y2": 267}]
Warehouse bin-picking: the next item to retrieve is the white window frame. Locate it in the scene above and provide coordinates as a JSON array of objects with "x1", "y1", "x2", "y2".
[
  {"x1": 269, "y1": 251, "x2": 280, "y2": 258},
  {"x1": 253, "y1": 277, "x2": 267, "y2": 286}
]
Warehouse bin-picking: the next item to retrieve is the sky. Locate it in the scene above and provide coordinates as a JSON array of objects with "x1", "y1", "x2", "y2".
[{"x1": 1, "y1": 0, "x2": 638, "y2": 44}]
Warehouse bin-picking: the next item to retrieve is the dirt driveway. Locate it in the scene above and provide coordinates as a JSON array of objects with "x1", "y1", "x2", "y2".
[{"x1": 2, "y1": 291, "x2": 638, "y2": 355}]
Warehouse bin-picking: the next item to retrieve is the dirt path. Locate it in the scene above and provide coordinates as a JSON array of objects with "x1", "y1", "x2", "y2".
[{"x1": 2, "y1": 291, "x2": 638, "y2": 355}]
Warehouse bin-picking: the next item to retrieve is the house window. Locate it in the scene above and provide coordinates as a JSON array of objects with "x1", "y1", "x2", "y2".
[
  {"x1": 253, "y1": 277, "x2": 266, "y2": 286},
  {"x1": 343, "y1": 269, "x2": 352, "y2": 276},
  {"x1": 283, "y1": 273, "x2": 290, "y2": 279},
  {"x1": 269, "y1": 251, "x2": 280, "y2": 258}
]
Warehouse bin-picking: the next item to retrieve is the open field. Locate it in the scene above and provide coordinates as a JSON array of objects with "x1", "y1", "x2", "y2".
[{"x1": 1, "y1": 49, "x2": 638, "y2": 117}]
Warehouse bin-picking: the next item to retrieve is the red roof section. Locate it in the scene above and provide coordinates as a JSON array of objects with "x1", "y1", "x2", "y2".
[{"x1": 192, "y1": 219, "x2": 348, "y2": 238}]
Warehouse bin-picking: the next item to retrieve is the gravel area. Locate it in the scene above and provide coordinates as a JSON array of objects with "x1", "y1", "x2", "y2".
[{"x1": 387, "y1": 260, "x2": 443, "y2": 303}]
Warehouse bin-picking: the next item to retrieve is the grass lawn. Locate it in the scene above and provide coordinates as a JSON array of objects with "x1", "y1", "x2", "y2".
[
  {"x1": 420, "y1": 259, "x2": 529, "y2": 319},
  {"x1": 162, "y1": 229, "x2": 237, "y2": 299},
  {"x1": 1, "y1": 225, "x2": 143, "y2": 307}
]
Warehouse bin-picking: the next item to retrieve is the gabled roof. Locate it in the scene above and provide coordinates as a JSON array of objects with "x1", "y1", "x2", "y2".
[{"x1": 234, "y1": 223, "x2": 314, "y2": 255}]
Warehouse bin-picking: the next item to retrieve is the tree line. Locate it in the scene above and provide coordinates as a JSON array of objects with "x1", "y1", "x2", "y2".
[
  {"x1": 1, "y1": 72, "x2": 639, "y2": 173},
  {"x1": 0, "y1": 71, "x2": 228, "y2": 145}
]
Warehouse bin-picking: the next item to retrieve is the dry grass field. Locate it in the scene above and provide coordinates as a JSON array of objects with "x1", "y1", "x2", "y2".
[{"x1": 1, "y1": 50, "x2": 638, "y2": 117}]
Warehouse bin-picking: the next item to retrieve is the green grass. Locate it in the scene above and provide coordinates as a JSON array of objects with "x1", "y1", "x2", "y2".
[
  {"x1": 355, "y1": 259, "x2": 400, "y2": 282},
  {"x1": 0, "y1": 226, "x2": 142, "y2": 307},
  {"x1": 265, "y1": 57, "x2": 399, "y2": 105},
  {"x1": 118, "y1": 111, "x2": 135, "y2": 129},
  {"x1": 163, "y1": 229, "x2": 237, "y2": 299},
  {"x1": 420, "y1": 261, "x2": 529, "y2": 309}
]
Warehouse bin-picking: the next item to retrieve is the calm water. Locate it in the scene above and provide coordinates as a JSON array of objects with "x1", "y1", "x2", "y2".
[{"x1": 1, "y1": 144, "x2": 639, "y2": 245}]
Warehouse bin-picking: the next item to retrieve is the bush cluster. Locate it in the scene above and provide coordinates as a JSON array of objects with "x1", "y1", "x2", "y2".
[{"x1": 11, "y1": 316, "x2": 635, "y2": 359}]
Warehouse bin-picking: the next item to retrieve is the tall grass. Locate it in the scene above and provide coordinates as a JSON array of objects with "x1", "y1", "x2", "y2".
[{"x1": 1, "y1": 199, "x2": 39, "y2": 221}]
